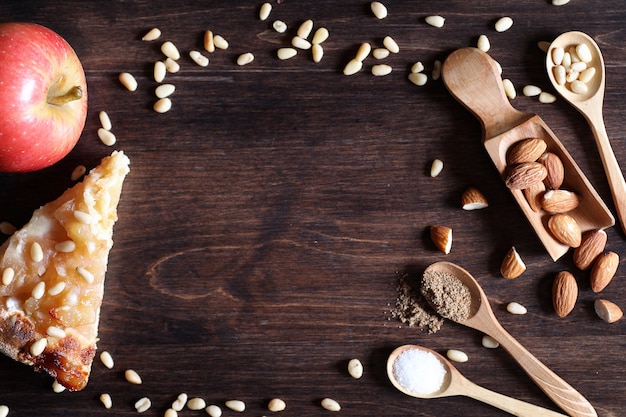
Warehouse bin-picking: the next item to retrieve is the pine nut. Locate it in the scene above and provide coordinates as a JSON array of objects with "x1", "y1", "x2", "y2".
[
  {"x1": 30, "y1": 337, "x2": 47, "y2": 356},
  {"x1": 172, "y1": 393, "x2": 188, "y2": 411},
  {"x1": 570, "y1": 80, "x2": 588, "y2": 94},
  {"x1": 277, "y1": 47, "x2": 297, "y2": 60},
  {"x1": 579, "y1": 67, "x2": 596, "y2": 83},
  {"x1": 153, "y1": 61, "x2": 166, "y2": 83},
  {"x1": 225, "y1": 400, "x2": 245, "y2": 412},
  {"x1": 100, "y1": 393, "x2": 113, "y2": 409},
  {"x1": 477, "y1": 34, "x2": 490, "y2": 52},
  {"x1": 259, "y1": 2, "x2": 272, "y2": 21},
  {"x1": 539, "y1": 92, "x2": 557, "y2": 103},
  {"x1": 432, "y1": 60, "x2": 441, "y2": 80},
  {"x1": 373, "y1": 48, "x2": 390, "y2": 59},
  {"x1": 55, "y1": 239, "x2": 76, "y2": 253},
  {"x1": 273, "y1": 20, "x2": 287, "y2": 33},
  {"x1": 190, "y1": 50, "x2": 209, "y2": 67},
  {"x1": 355, "y1": 43, "x2": 371, "y2": 62},
  {"x1": 204, "y1": 30, "x2": 215, "y2": 52},
  {"x1": 411, "y1": 61, "x2": 424, "y2": 73},
  {"x1": 348, "y1": 358, "x2": 363, "y2": 378},
  {"x1": 383, "y1": 35, "x2": 399, "y2": 53},
  {"x1": 562, "y1": 51, "x2": 571, "y2": 67},
  {"x1": 553, "y1": 65, "x2": 566, "y2": 85},
  {"x1": 154, "y1": 98, "x2": 172, "y2": 113},
  {"x1": 311, "y1": 27, "x2": 329, "y2": 45},
  {"x1": 48, "y1": 282, "x2": 66, "y2": 296},
  {"x1": 371, "y1": 1, "x2": 388, "y2": 19},
  {"x1": 99, "y1": 111, "x2": 112, "y2": 130},
  {"x1": 0, "y1": 406, "x2": 8, "y2": 417},
  {"x1": 165, "y1": 409, "x2": 178, "y2": 417},
  {"x1": 571, "y1": 61, "x2": 587, "y2": 72},
  {"x1": 507, "y1": 301, "x2": 527, "y2": 315},
  {"x1": 551, "y1": 47, "x2": 564, "y2": 66},
  {"x1": 155, "y1": 84, "x2": 176, "y2": 98},
  {"x1": 522, "y1": 85, "x2": 541, "y2": 97},
  {"x1": 495, "y1": 16, "x2": 513, "y2": 32},
  {"x1": 100, "y1": 350, "x2": 114, "y2": 369},
  {"x1": 213, "y1": 34, "x2": 229, "y2": 50},
  {"x1": 142, "y1": 28, "x2": 161, "y2": 41},
  {"x1": 343, "y1": 59, "x2": 363, "y2": 76},
  {"x1": 552, "y1": 0, "x2": 570, "y2": 4},
  {"x1": 165, "y1": 58, "x2": 180, "y2": 73},
  {"x1": 135, "y1": 397, "x2": 151, "y2": 413},
  {"x1": 2, "y1": 267, "x2": 14, "y2": 285},
  {"x1": 119, "y1": 72, "x2": 138, "y2": 91},
  {"x1": 297, "y1": 19, "x2": 313, "y2": 39},
  {"x1": 321, "y1": 398, "x2": 341, "y2": 412},
  {"x1": 74, "y1": 210, "x2": 92, "y2": 224},
  {"x1": 125, "y1": 369, "x2": 142, "y2": 384},
  {"x1": 187, "y1": 398, "x2": 206, "y2": 410},
  {"x1": 0, "y1": 222, "x2": 16, "y2": 235},
  {"x1": 372, "y1": 64, "x2": 392, "y2": 76},
  {"x1": 312, "y1": 44, "x2": 324, "y2": 63},
  {"x1": 576, "y1": 43, "x2": 593, "y2": 62},
  {"x1": 292, "y1": 36, "x2": 311, "y2": 50},
  {"x1": 268, "y1": 398, "x2": 286, "y2": 412},
  {"x1": 502, "y1": 78, "x2": 516, "y2": 99},
  {"x1": 46, "y1": 326, "x2": 66, "y2": 338},
  {"x1": 98, "y1": 128, "x2": 116, "y2": 146},
  {"x1": 409, "y1": 72, "x2": 428, "y2": 86},
  {"x1": 482, "y1": 335, "x2": 500, "y2": 348},
  {"x1": 161, "y1": 41, "x2": 180, "y2": 60},
  {"x1": 52, "y1": 380, "x2": 66, "y2": 393},
  {"x1": 206, "y1": 405, "x2": 222, "y2": 417},
  {"x1": 425, "y1": 15, "x2": 445, "y2": 28},
  {"x1": 32, "y1": 282, "x2": 45, "y2": 299},
  {"x1": 30, "y1": 242, "x2": 44, "y2": 262},
  {"x1": 237, "y1": 52, "x2": 254, "y2": 66},
  {"x1": 430, "y1": 158, "x2": 443, "y2": 177},
  {"x1": 446, "y1": 349, "x2": 469, "y2": 363}
]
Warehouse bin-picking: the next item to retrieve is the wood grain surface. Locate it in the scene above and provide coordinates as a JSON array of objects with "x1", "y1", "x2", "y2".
[{"x1": 1, "y1": 1, "x2": 625, "y2": 416}]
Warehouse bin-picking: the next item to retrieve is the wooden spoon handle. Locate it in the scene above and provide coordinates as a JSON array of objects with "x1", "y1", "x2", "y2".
[
  {"x1": 487, "y1": 325, "x2": 597, "y2": 417},
  {"x1": 462, "y1": 379, "x2": 568, "y2": 417}
]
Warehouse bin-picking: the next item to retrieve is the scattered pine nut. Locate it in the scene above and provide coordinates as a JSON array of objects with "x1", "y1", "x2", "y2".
[
  {"x1": 100, "y1": 350, "x2": 114, "y2": 369},
  {"x1": 446, "y1": 349, "x2": 469, "y2": 363},
  {"x1": 237, "y1": 52, "x2": 255, "y2": 66},
  {"x1": 506, "y1": 302, "x2": 527, "y2": 315},
  {"x1": 268, "y1": 398, "x2": 287, "y2": 412},
  {"x1": 190, "y1": 50, "x2": 209, "y2": 67},
  {"x1": 522, "y1": 85, "x2": 542, "y2": 97},
  {"x1": 213, "y1": 34, "x2": 229, "y2": 50},
  {"x1": 348, "y1": 358, "x2": 363, "y2": 379},
  {"x1": 206, "y1": 405, "x2": 222, "y2": 417},
  {"x1": 119, "y1": 72, "x2": 138, "y2": 91},
  {"x1": 155, "y1": 84, "x2": 176, "y2": 99},
  {"x1": 371, "y1": 1, "x2": 388, "y2": 19},
  {"x1": 372, "y1": 64, "x2": 392, "y2": 76},
  {"x1": 30, "y1": 242, "x2": 44, "y2": 262},
  {"x1": 0, "y1": 221, "x2": 16, "y2": 235},
  {"x1": 273, "y1": 20, "x2": 287, "y2": 33},
  {"x1": 477, "y1": 34, "x2": 490, "y2": 52},
  {"x1": 0, "y1": 406, "x2": 7, "y2": 417},
  {"x1": 154, "y1": 98, "x2": 172, "y2": 113},
  {"x1": 297, "y1": 19, "x2": 314, "y2": 39},
  {"x1": 343, "y1": 59, "x2": 363, "y2": 76},
  {"x1": 552, "y1": 0, "x2": 570, "y2": 5},
  {"x1": 382, "y1": 35, "x2": 399, "y2": 53},
  {"x1": 99, "y1": 110, "x2": 112, "y2": 130},
  {"x1": 165, "y1": 409, "x2": 178, "y2": 417},
  {"x1": 411, "y1": 61, "x2": 424, "y2": 74},
  {"x1": 409, "y1": 72, "x2": 428, "y2": 86},
  {"x1": 161, "y1": 41, "x2": 180, "y2": 60},
  {"x1": 277, "y1": 47, "x2": 297, "y2": 60},
  {"x1": 312, "y1": 27, "x2": 329, "y2": 45},
  {"x1": 373, "y1": 48, "x2": 390, "y2": 60},
  {"x1": 425, "y1": 15, "x2": 445, "y2": 28},
  {"x1": 187, "y1": 398, "x2": 206, "y2": 411},
  {"x1": 71, "y1": 165, "x2": 86, "y2": 181},
  {"x1": 482, "y1": 335, "x2": 500, "y2": 349},
  {"x1": 539, "y1": 91, "x2": 557, "y2": 103},
  {"x1": 312, "y1": 44, "x2": 324, "y2": 63},
  {"x1": 165, "y1": 57, "x2": 180, "y2": 73},
  {"x1": 537, "y1": 40, "x2": 550, "y2": 52},
  {"x1": 100, "y1": 393, "x2": 113, "y2": 409},
  {"x1": 321, "y1": 398, "x2": 341, "y2": 412},
  {"x1": 355, "y1": 42, "x2": 372, "y2": 62},
  {"x1": 494, "y1": 16, "x2": 513, "y2": 32},
  {"x1": 172, "y1": 393, "x2": 188, "y2": 411},
  {"x1": 259, "y1": 2, "x2": 272, "y2": 21},
  {"x1": 135, "y1": 397, "x2": 151, "y2": 413},
  {"x1": 52, "y1": 380, "x2": 66, "y2": 393},
  {"x1": 430, "y1": 159, "x2": 444, "y2": 177},
  {"x1": 98, "y1": 128, "x2": 117, "y2": 146},
  {"x1": 225, "y1": 400, "x2": 246, "y2": 412},
  {"x1": 292, "y1": 36, "x2": 311, "y2": 50},
  {"x1": 204, "y1": 30, "x2": 215, "y2": 53},
  {"x1": 124, "y1": 369, "x2": 142, "y2": 384},
  {"x1": 142, "y1": 28, "x2": 161, "y2": 41},
  {"x1": 30, "y1": 337, "x2": 47, "y2": 356},
  {"x1": 432, "y1": 60, "x2": 442, "y2": 80},
  {"x1": 502, "y1": 78, "x2": 516, "y2": 99},
  {"x1": 154, "y1": 61, "x2": 167, "y2": 82}
]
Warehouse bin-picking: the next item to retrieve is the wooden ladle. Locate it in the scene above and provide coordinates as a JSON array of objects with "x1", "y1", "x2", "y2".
[
  {"x1": 546, "y1": 31, "x2": 626, "y2": 235},
  {"x1": 423, "y1": 261, "x2": 597, "y2": 417},
  {"x1": 387, "y1": 345, "x2": 567, "y2": 416},
  {"x1": 441, "y1": 47, "x2": 614, "y2": 261}
]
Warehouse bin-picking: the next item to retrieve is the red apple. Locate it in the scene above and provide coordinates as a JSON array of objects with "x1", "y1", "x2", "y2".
[{"x1": 0, "y1": 22, "x2": 88, "y2": 172}]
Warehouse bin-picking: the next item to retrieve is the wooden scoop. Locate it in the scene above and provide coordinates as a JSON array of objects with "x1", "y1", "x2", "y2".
[
  {"x1": 387, "y1": 345, "x2": 568, "y2": 416},
  {"x1": 441, "y1": 47, "x2": 614, "y2": 261},
  {"x1": 423, "y1": 261, "x2": 597, "y2": 417}
]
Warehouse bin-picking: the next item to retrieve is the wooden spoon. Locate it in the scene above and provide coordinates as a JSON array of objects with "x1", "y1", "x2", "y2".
[
  {"x1": 546, "y1": 31, "x2": 626, "y2": 235},
  {"x1": 387, "y1": 345, "x2": 567, "y2": 417},
  {"x1": 423, "y1": 261, "x2": 597, "y2": 417},
  {"x1": 441, "y1": 47, "x2": 614, "y2": 261}
]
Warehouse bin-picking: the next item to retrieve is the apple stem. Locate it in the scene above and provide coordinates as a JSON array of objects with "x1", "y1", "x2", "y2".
[{"x1": 47, "y1": 86, "x2": 83, "y2": 106}]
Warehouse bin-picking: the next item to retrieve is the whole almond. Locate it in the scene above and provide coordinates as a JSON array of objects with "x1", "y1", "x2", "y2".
[
  {"x1": 552, "y1": 271, "x2": 577, "y2": 317},
  {"x1": 573, "y1": 229, "x2": 607, "y2": 270},
  {"x1": 523, "y1": 181, "x2": 546, "y2": 212},
  {"x1": 507, "y1": 138, "x2": 547, "y2": 164},
  {"x1": 461, "y1": 187, "x2": 489, "y2": 210},
  {"x1": 594, "y1": 299, "x2": 623, "y2": 323},
  {"x1": 430, "y1": 225, "x2": 452, "y2": 254},
  {"x1": 590, "y1": 251, "x2": 619, "y2": 292},
  {"x1": 500, "y1": 246, "x2": 526, "y2": 279},
  {"x1": 540, "y1": 189, "x2": 579, "y2": 214},
  {"x1": 547, "y1": 213, "x2": 581, "y2": 247},
  {"x1": 539, "y1": 152, "x2": 565, "y2": 189},
  {"x1": 505, "y1": 162, "x2": 547, "y2": 190}
]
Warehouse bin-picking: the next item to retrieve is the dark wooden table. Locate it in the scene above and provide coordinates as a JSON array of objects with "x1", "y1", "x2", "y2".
[{"x1": 1, "y1": 1, "x2": 625, "y2": 416}]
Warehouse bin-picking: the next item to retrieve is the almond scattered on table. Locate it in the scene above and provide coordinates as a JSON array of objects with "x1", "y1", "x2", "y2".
[
  {"x1": 430, "y1": 225, "x2": 452, "y2": 254},
  {"x1": 500, "y1": 246, "x2": 526, "y2": 279},
  {"x1": 594, "y1": 299, "x2": 623, "y2": 323},
  {"x1": 590, "y1": 251, "x2": 619, "y2": 292},
  {"x1": 552, "y1": 271, "x2": 578, "y2": 317},
  {"x1": 573, "y1": 229, "x2": 607, "y2": 270},
  {"x1": 461, "y1": 186, "x2": 488, "y2": 210}
]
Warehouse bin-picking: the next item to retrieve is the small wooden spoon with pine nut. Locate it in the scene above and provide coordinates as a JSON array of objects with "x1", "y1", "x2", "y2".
[
  {"x1": 546, "y1": 31, "x2": 626, "y2": 235},
  {"x1": 441, "y1": 47, "x2": 614, "y2": 261},
  {"x1": 387, "y1": 345, "x2": 568, "y2": 417},
  {"x1": 423, "y1": 261, "x2": 597, "y2": 417}
]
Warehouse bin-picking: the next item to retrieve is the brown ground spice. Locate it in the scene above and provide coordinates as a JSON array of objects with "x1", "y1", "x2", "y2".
[
  {"x1": 391, "y1": 271, "x2": 444, "y2": 334},
  {"x1": 420, "y1": 270, "x2": 472, "y2": 322}
]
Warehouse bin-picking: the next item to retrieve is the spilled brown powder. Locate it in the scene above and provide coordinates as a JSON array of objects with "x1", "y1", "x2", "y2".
[
  {"x1": 391, "y1": 271, "x2": 444, "y2": 333},
  {"x1": 420, "y1": 270, "x2": 472, "y2": 322}
]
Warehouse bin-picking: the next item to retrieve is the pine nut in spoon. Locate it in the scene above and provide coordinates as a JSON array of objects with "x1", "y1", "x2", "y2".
[
  {"x1": 546, "y1": 31, "x2": 626, "y2": 235},
  {"x1": 422, "y1": 261, "x2": 597, "y2": 417},
  {"x1": 387, "y1": 345, "x2": 567, "y2": 417}
]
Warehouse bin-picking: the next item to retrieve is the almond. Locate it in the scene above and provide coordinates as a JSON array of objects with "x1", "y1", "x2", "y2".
[
  {"x1": 505, "y1": 162, "x2": 547, "y2": 190},
  {"x1": 552, "y1": 271, "x2": 577, "y2": 317},
  {"x1": 523, "y1": 181, "x2": 545, "y2": 212},
  {"x1": 507, "y1": 138, "x2": 547, "y2": 164},
  {"x1": 430, "y1": 225, "x2": 452, "y2": 254},
  {"x1": 500, "y1": 246, "x2": 526, "y2": 279},
  {"x1": 547, "y1": 213, "x2": 581, "y2": 247},
  {"x1": 573, "y1": 229, "x2": 607, "y2": 270},
  {"x1": 539, "y1": 152, "x2": 565, "y2": 189},
  {"x1": 590, "y1": 251, "x2": 619, "y2": 292},
  {"x1": 540, "y1": 189, "x2": 579, "y2": 213},
  {"x1": 594, "y1": 299, "x2": 623, "y2": 323},
  {"x1": 461, "y1": 187, "x2": 488, "y2": 210}
]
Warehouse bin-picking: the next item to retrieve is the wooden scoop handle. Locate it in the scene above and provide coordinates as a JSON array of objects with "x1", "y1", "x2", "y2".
[{"x1": 442, "y1": 47, "x2": 529, "y2": 139}]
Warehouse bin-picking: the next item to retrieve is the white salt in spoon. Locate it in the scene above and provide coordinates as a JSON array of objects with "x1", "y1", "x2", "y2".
[
  {"x1": 424, "y1": 261, "x2": 596, "y2": 417},
  {"x1": 387, "y1": 345, "x2": 567, "y2": 416}
]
